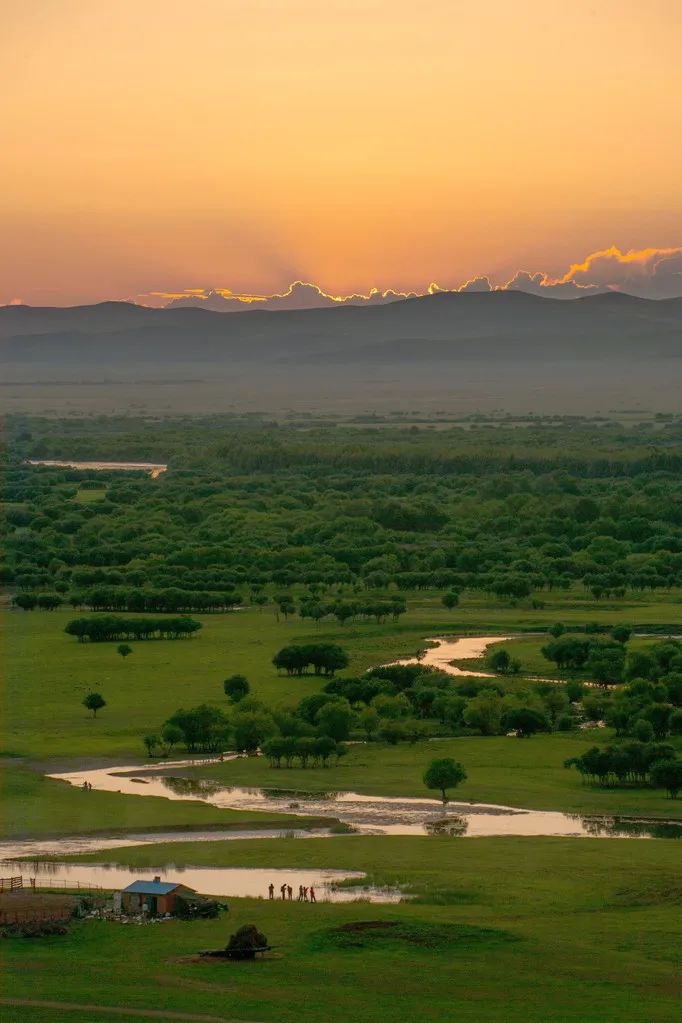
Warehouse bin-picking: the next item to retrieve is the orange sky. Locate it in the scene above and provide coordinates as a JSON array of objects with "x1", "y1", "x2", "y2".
[{"x1": 2, "y1": 1, "x2": 681, "y2": 306}]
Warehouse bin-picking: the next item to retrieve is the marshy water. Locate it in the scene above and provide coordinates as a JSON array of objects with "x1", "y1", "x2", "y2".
[
  {"x1": 9, "y1": 633, "x2": 678, "y2": 903},
  {"x1": 42, "y1": 763, "x2": 682, "y2": 844},
  {"x1": 0, "y1": 861, "x2": 398, "y2": 903},
  {"x1": 388, "y1": 635, "x2": 512, "y2": 677}
]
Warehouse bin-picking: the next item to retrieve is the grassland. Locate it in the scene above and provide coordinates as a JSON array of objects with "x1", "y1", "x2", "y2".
[
  {"x1": 4, "y1": 592, "x2": 682, "y2": 760},
  {"x1": 2, "y1": 835, "x2": 680, "y2": 1023}
]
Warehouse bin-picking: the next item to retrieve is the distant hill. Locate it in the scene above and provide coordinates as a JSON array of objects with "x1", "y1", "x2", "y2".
[{"x1": 1, "y1": 291, "x2": 681, "y2": 367}]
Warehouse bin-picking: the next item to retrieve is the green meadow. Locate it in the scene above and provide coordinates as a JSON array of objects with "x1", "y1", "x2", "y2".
[
  {"x1": 2, "y1": 836, "x2": 680, "y2": 1023},
  {"x1": 4, "y1": 591, "x2": 682, "y2": 759}
]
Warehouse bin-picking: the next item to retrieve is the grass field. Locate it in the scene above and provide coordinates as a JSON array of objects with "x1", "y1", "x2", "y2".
[
  {"x1": 4, "y1": 591, "x2": 682, "y2": 759},
  {"x1": 2, "y1": 835, "x2": 680, "y2": 1023}
]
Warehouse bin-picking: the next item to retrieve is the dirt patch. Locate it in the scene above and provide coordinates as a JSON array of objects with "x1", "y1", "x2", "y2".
[{"x1": 310, "y1": 919, "x2": 518, "y2": 952}]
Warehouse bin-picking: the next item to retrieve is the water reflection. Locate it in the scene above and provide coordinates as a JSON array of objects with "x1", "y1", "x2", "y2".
[
  {"x1": 571, "y1": 815, "x2": 682, "y2": 840},
  {"x1": 47, "y1": 761, "x2": 682, "y2": 842},
  {"x1": 424, "y1": 816, "x2": 469, "y2": 837},
  {"x1": 0, "y1": 860, "x2": 400, "y2": 903}
]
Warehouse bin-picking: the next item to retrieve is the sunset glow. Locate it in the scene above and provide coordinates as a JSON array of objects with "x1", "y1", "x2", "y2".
[{"x1": 2, "y1": 1, "x2": 681, "y2": 306}]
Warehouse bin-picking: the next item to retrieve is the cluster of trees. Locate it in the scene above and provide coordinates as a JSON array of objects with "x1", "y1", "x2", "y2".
[
  {"x1": 323, "y1": 662, "x2": 568, "y2": 740},
  {"x1": 272, "y1": 644, "x2": 349, "y2": 677},
  {"x1": 64, "y1": 615, "x2": 202, "y2": 642},
  {"x1": 261, "y1": 735, "x2": 346, "y2": 768},
  {"x1": 542, "y1": 629, "x2": 682, "y2": 691},
  {"x1": 565, "y1": 741, "x2": 682, "y2": 798},
  {"x1": 5, "y1": 416, "x2": 682, "y2": 609}
]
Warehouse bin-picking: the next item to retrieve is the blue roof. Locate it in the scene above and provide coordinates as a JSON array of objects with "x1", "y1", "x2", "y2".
[{"x1": 122, "y1": 880, "x2": 188, "y2": 895}]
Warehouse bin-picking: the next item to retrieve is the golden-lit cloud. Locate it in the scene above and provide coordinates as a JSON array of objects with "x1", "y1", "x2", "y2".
[
  {"x1": 551, "y1": 246, "x2": 682, "y2": 297},
  {"x1": 120, "y1": 246, "x2": 682, "y2": 313}
]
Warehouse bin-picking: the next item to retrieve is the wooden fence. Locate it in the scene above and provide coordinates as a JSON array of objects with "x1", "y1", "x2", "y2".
[{"x1": 0, "y1": 876, "x2": 34, "y2": 894}]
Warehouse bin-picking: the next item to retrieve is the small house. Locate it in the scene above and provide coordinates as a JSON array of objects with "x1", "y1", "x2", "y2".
[{"x1": 120, "y1": 877, "x2": 196, "y2": 917}]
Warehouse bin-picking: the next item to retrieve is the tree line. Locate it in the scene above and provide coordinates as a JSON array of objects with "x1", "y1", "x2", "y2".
[{"x1": 64, "y1": 615, "x2": 202, "y2": 642}]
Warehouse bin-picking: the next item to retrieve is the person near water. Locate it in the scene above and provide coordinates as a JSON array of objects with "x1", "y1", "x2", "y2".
[
  {"x1": 303, "y1": 886, "x2": 309, "y2": 902},
  {"x1": 297, "y1": 885, "x2": 304, "y2": 901},
  {"x1": 309, "y1": 886, "x2": 316, "y2": 903},
  {"x1": 268, "y1": 883, "x2": 275, "y2": 900},
  {"x1": 280, "y1": 883, "x2": 287, "y2": 900},
  {"x1": 287, "y1": 885, "x2": 293, "y2": 900}
]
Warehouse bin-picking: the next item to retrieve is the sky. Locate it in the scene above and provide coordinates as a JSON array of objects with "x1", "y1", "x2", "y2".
[{"x1": 1, "y1": 0, "x2": 681, "y2": 307}]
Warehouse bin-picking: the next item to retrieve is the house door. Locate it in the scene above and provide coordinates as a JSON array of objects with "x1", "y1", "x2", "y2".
[{"x1": 144, "y1": 896, "x2": 158, "y2": 916}]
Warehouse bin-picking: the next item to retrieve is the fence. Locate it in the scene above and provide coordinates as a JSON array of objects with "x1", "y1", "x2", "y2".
[{"x1": 0, "y1": 876, "x2": 34, "y2": 893}]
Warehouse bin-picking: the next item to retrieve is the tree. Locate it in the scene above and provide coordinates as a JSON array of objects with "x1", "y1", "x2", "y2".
[
  {"x1": 463, "y1": 694, "x2": 502, "y2": 735},
  {"x1": 13, "y1": 593, "x2": 38, "y2": 611},
  {"x1": 632, "y1": 718, "x2": 655, "y2": 743},
  {"x1": 650, "y1": 758, "x2": 682, "y2": 799},
  {"x1": 117, "y1": 643, "x2": 133, "y2": 658},
  {"x1": 548, "y1": 623, "x2": 565, "y2": 639},
  {"x1": 143, "y1": 733, "x2": 160, "y2": 756},
  {"x1": 611, "y1": 625, "x2": 632, "y2": 644},
  {"x1": 161, "y1": 722, "x2": 183, "y2": 753},
  {"x1": 233, "y1": 710, "x2": 277, "y2": 754},
  {"x1": 83, "y1": 692, "x2": 106, "y2": 718},
  {"x1": 501, "y1": 706, "x2": 550, "y2": 738},
  {"x1": 223, "y1": 674, "x2": 250, "y2": 703},
  {"x1": 315, "y1": 698, "x2": 354, "y2": 742},
  {"x1": 423, "y1": 758, "x2": 467, "y2": 803},
  {"x1": 358, "y1": 706, "x2": 380, "y2": 741},
  {"x1": 442, "y1": 591, "x2": 459, "y2": 610}
]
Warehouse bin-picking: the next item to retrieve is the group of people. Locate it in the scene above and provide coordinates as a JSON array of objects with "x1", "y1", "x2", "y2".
[
  {"x1": 81, "y1": 781, "x2": 93, "y2": 791},
  {"x1": 268, "y1": 882, "x2": 317, "y2": 903}
]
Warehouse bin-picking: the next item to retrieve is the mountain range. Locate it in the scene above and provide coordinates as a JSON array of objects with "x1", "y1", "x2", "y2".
[{"x1": 2, "y1": 291, "x2": 681, "y2": 368}]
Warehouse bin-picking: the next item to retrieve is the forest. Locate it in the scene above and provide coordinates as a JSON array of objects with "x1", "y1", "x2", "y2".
[{"x1": 3, "y1": 414, "x2": 682, "y2": 611}]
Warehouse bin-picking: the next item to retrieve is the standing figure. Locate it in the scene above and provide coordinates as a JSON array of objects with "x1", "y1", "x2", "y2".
[
  {"x1": 287, "y1": 885, "x2": 293, "y2": 901},
  {"x1": 303, "y1": 886, "x2": 309, "y2": 902},
  {"x1": 268, "y1": 883, "x2": 275, "y2": 900},
  {"x1": 280, "y1": 883, "x2": 287, "y2": 900},
  {"x1": 297, "y1": 885, "x2": 304, "y2": 901},
  {"x1": 309, "y1": 886, "x2": 316, "y2": 903}
]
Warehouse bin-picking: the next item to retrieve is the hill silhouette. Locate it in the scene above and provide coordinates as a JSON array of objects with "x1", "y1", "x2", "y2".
[{"x1": 1, "y1": 291, "x2": 681, "y2": 367}]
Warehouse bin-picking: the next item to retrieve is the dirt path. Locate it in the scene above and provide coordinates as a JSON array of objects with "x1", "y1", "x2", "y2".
[{"x1": 0, "y1": 997, "x2": 259, "y2": 1023}]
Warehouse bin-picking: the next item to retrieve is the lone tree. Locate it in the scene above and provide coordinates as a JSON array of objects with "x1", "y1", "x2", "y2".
[
  {"x1": 423, "y1": 757, "x2": 467, "y2": 803},
  {"x1": 441, "y1": 591, "x2": 459, "y2": 610},
  {"x1": 117, "y1": 643, "x2": 133, "y2": 658},
  {"x1": 83, "y1": 692, "x2": 106, "y2": 718},
  {"x1": 223, "y1": 674, "x2": 250, "y2": 703}
]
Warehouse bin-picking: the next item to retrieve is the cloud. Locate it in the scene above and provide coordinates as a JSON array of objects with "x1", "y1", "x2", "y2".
[
  {"x1": 456, "y1": 276, "x2": 492, "y2": 293},
  {"x1": 501, "y1": 270, "x2": 599, "y2": 298},
  {"x1": 136, "y1": 244, "x2": 682, "y2": 312},
  {"x1": 551, "y1": 245, "x2": 682, "y2": 298}
]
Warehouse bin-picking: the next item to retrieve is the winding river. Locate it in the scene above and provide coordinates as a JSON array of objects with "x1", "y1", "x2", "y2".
[{"x1": 7, "y1": 635, "x2": 680, "y2": 901}]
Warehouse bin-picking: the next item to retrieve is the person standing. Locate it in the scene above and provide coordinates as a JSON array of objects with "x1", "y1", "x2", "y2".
[
  {"x1": 297, "y1": 885, "x2": 304, "y2": 901},
  {"x1": 309, "y1": 886, "x2": 316, "y2": 903},
  {"x1": 287, "y1": 885, "x2": 293, "y2": 901},
  {"x1": 280, "y1": 883, "x2": 287, "y2": 900},
  {"x1": 268, "y1": 883, "x2": 274, "y2": 900}
]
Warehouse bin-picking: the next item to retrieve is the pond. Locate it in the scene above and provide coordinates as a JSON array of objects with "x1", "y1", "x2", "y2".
[
  {"x1": 3, "y1": 861, "x2": 400, "y2": 903},
  {"x1": 47, "y1": 763, "x2": 682, "y2": 841}
]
